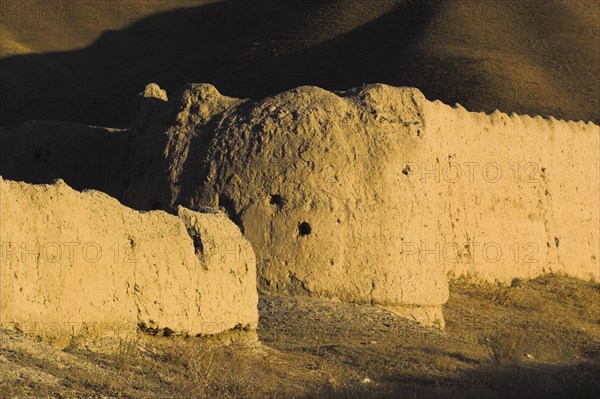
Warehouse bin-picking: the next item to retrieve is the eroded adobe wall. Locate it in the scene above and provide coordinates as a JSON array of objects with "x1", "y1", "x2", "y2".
[
  {"x1": 415, "y1": 99, "x2": 599, "y2": 283},
  {"x1": 123, "y1": 84, "x2": 453, "y2": 326},
  {"x1": 0, "y1": 177, "x2": 258, "y2": 348},
  {"x1": 127, "y1": 83, "x2": 598, "y2": 320},
  {"x1": 1, "y1": 82, "x2": 597, "y2": 328}
]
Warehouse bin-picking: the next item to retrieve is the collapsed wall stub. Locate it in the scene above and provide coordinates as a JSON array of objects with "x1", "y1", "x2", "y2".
[{"x1": 0, "y1": 177, "x2": 258, "y2": 348}]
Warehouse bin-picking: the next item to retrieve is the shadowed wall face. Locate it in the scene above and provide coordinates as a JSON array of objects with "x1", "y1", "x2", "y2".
[
  {"x1": 0, "y1": 122, "x2": 130, "y2": 198},
  {"x1": 1, "y1": 0, "x2": 598, "y2": 127}
]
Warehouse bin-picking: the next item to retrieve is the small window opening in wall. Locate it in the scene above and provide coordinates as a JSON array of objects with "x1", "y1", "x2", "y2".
[
  {"x1": 298, "y1": 222, "x2": 312, "y2": 236},
  {"x1": 269, "y1": 194, "x2": 284, "y2": 208}
]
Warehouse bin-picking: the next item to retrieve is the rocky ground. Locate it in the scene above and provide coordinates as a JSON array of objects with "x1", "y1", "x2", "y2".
[{"x1": 1, "y1": 274, "x2": 598, "y2": 399}]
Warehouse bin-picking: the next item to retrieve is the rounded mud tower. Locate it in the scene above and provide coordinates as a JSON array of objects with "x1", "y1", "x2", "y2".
[{"x1": 148, "y1": 83, "x2": 449, "y2": 326}]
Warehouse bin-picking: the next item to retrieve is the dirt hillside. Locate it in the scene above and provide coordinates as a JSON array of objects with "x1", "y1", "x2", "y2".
[{"x1": 0, "y1": 0, "x2": 598, "y2": 127}]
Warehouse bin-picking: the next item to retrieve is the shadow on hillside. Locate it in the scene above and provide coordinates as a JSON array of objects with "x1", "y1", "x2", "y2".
[
  {"x1": 453, "y1": 361, "x2": 600, "y2": 399},
  {"x1": 0, "y1": 0, "x2": 479, "y2": 128},
  {"x1": 3, "y1": 0, "x2": 598, "y2": 127},
  {"x1": 315, "y1": 360, "x2": 600, "y2": 399}
]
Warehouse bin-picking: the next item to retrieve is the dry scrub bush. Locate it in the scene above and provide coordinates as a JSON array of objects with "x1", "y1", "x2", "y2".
[
  {"x1": 144, "y1": 338, "x2": 273, "y2": 399},
  {"x1": 115, "y1": 336, "x2": 140, "y2": 371},
  {"x1": 479, "y1": 330, "x2": 529, "y2": 364}
]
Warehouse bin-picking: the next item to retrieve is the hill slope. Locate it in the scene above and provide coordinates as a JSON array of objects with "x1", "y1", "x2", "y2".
[{"x1": 0, "y1": 0, "x2": 598, "y2": 126}]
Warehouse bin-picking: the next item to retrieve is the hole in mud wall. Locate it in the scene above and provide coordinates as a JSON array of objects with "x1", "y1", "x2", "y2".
[
  {"x1": 298, "y1": 222, "x2": 312, "y2": 237},
  {"x1": 269, "y1": 194, "x2": 285, "y2": 208},
  {"x1": 218, "y1": 193, "x2": 245, "y2": 234}
]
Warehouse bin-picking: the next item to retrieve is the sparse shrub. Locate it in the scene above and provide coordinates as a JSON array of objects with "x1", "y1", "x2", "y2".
[
  {"x1": 147, "y1": 338, "x2": 272, "y2": 399},
  {"x1": 115, "y1": 336, "x2": 139, "y2": 370},
  {"x1": 510, "y1": 278, "x2": 523, "y2": 288},
  {"x1": 479, "y1": 330, "x2": 528, "y2": 364}
]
